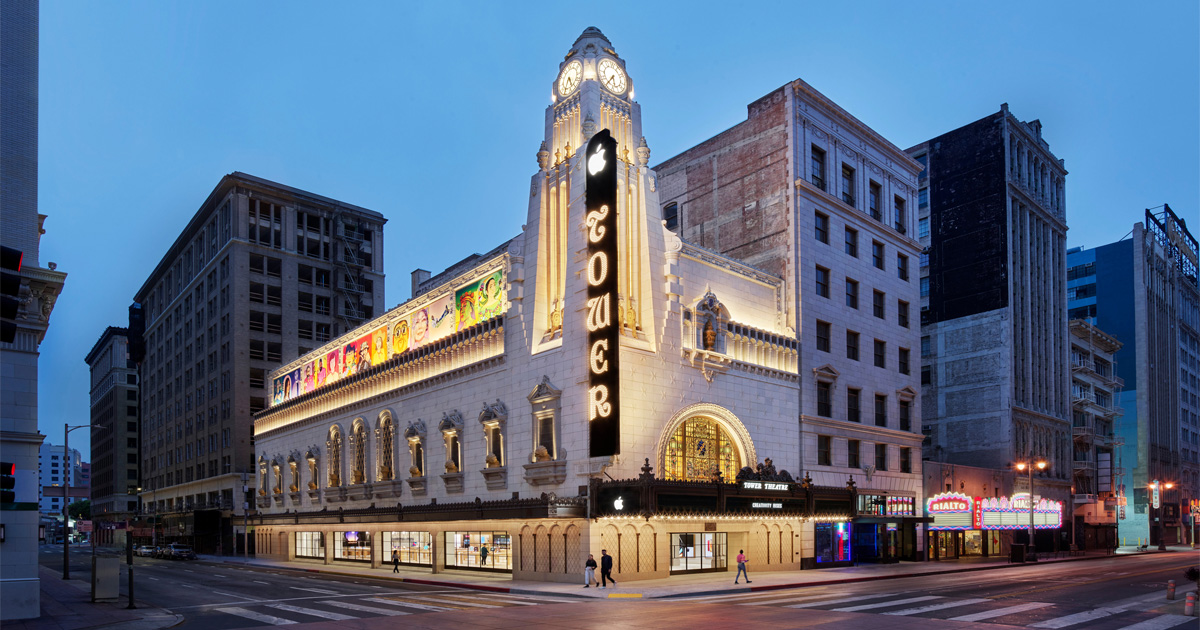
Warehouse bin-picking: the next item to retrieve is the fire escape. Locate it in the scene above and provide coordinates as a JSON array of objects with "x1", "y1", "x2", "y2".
[
  {"x1": 1071, "y1": 332, "x2": 1125, "y2": 515},
  {"x1": 333, "y1": 207, "x2": 370, "y2": 332}
]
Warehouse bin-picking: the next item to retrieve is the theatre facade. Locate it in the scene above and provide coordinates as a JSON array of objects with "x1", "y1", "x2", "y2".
[{"x1": 250, "y1": 28, "x2": 925, "y2": 582}]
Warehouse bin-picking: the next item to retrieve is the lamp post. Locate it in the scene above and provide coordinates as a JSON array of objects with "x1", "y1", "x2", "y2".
[
  {"x1": 1151, "y1": 480, "x2": 1174, "y2": 551},
  {"x1": 1015, "y1": 459, "x2": 1048, "y2": 561},
  {"x1": 63, "y1": 423, "x2": 103, "y2": 580}
]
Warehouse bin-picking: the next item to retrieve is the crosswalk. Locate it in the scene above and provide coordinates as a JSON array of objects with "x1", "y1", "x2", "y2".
[
  {"x1": 207, "y1": 590, "x2": 572, "y2": 626},
  {"x1": 680, "y1": 588, "x2": 1197, "y2": 629}
]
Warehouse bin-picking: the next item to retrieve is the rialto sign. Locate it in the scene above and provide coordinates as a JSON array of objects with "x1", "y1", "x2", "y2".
[
  {"x1": 926, "y1": 492, "x2": 1064, "y2": 531},
  {"x1": 586, "y1": 129, "x2": 620, "y2": 458}
]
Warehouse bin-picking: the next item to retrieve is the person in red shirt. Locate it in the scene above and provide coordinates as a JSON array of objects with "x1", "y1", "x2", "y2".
[{"x1": 735, "y1": 550, "x2": 751, "y2": 584}]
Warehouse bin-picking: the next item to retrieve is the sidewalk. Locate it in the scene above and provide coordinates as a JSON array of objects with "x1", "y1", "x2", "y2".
[
  {"x1": 2, "y1": 565, "x2": 181, "y2": 630},
  {"x1": 201, "y1": 545, "x2": 1179, "y2": 600}
]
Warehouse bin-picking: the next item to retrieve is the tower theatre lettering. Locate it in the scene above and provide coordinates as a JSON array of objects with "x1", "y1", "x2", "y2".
[{"x1": 586, "y1": 130, "x2": 620, "y2": 457}]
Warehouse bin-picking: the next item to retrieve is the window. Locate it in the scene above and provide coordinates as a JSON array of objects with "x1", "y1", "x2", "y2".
[
  {"x1": 845, "y1": 279, "x2": 859, "y2": 309},
  {"x1": 898, "y1": 300, "x2": 910, "y2": 328},
  {"x1": 444, "y1": 531, "x2": 512, "y2": 572},
  {"x1": 815, "y1": 212, "x2": 829, "y2": 243},
  {"x1": 841, "y1": 165, "x2": 855, "y2": 207},
  {"x1": 663, "y1": 202, "x2": 679, "y2": 232},
  {"x1": 847, "y1": 440, "x2": 861, "y2": 469},
  {"x1": 918, "y1": 187, "x2": 928, "y2": 207},
  {"x1": 298, "y1": 292, "x2": 313, "y2": 313},
  {"x1": 874, "y1": 395, "x2": 887, "y2": 427},
  {"x1": 894, "y1": 196, "x2": 907, "y2": 232},
  {"x1": 664, "y1": 417, "x2": 742, "y2": 481},
  {"x1": 383, "y1": 531, "x2": 432, "y2": 567},
  {"x1": 920, "y1": 251, "x2": 929, "y2": 267},
  {"x1": 918, "y1": 217, "x2": 930, "y2": 239},
  {"x1": 816, "y1": 320, "x2": 831, "y2": 352},
  {"x1": 921, "y1": 336, "x2": 931, "y2": 356},
  {"x1": 897, "y1": 254, "x2": 909, "y2": 280},
  {"x1": 847, "y1": 388, "x2": 861, "y2": 423},
  {"x1": 846, "y1": 331, "x2": 860, "y2": 361},
  {"x1": 868, "y1": 182, "x2": 882, "y2": 220},
  {"x1": 295, "y1": 532, "x2": 325, "y2": 559},
  {"x1": 818, "y1": 435, "x2": 832, "y2": 466},
  {"x1": 817, "y1": 382, "x2": 832, "y2": 417},
  {"x1": 875, "y1": 443, "x2": 888, "y2": 471},
  {"x1": 815, "y1": 266, "x2": 830, "y2": 298},
  {"x1": 872, "y1": 241, "x2": 884, "y2": 269},
  {"x1": 900, "y1": 400, "x2": 913, "y2": 432},
  {"x1": 873, "y1": 290, "x2": 885, "y2": 319},
  {"x1": 350, "y1": 420, "x2": 367, "y2": 485},
  {"x1": 249, "y1": 282, "x2": 264, "y2": 304},
  {"x1": 378, "y1": 414, "x2": 395, "y2": 481},
  {"x1": 900, "y1": 447, "x2": 912, "y2": 473},
  {"x1": 811, "y1": 146, "x2": 826, "y2": 191},
  {"x1": 530, "y1": 379, "x2": 562, "y2": 463},
  {"x1": 844, "y1": 227, "x2": 858, "y2": 257},
  {"x1": 334, "y1": 531, "x2": 372, "y2": 562},
  {"x1": 899, "y1": 348, "x2": 910, "y2": 375},
  {"x1": 920, "y1": 277, "x2": 930, "y2": 297},
  {"x1": 874, "y1": 340, "x2": 886, "y2": 368},
  {"x1": 327, "y1": 426, "x2": 343, "y2": 487}
]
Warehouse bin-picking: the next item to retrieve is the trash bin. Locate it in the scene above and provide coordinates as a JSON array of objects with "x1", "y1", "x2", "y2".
[
  {"x1": 1010, "y1": 543, "x2": 1026, "y2": 563},
  {"x1": 92, "y1": 556, "x2": 120, "y2": 601}
]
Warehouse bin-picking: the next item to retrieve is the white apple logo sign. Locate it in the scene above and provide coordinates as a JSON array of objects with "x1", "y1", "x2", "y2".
[
  {"x1": 588, "y1": 146, "x2": 607, "y2": 175},
  {"x1": 614, "y1": 497, "x2": 624, "y2": 510}
]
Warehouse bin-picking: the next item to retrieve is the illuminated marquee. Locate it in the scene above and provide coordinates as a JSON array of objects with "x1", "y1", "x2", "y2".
[
  {"x1": 927, "y1": 492, "x2": 1063, "y2": 531},
  {"x1": 586, "y1": 130, "x2": 620, "y2": 457}
]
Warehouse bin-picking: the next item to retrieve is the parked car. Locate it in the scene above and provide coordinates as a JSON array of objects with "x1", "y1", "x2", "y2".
[
  {"x1": 152, "y1": 546, "x2": 170, "y2": 559},
  {"x1": 134, "y1": 545, "x2": 156, "y2": 557},
  {"x1": 167, "y1": 543, "x2": 196, "y2": 560}
]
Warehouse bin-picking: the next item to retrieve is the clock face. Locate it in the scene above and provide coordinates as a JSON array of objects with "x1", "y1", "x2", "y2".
[
  {"x1": 597, "y1": 58, "x2": 626, "y2": 94},
  {"x1": 558, "y1": 61, "x2": 582, "y2": 97}
]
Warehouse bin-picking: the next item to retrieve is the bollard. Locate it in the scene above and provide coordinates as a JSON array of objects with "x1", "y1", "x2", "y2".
[
  {"x1": 1166, "y1": 579, "x2": 1175, "y2": 600},
  {"x1": 1184, "y1": 592, "x2": 1195, "y2": 617}
]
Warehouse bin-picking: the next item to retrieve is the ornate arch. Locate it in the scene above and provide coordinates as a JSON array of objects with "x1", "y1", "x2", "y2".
[
  {"x1": 326, "y1": 424, "x2": 345, "y2": 488},
  {"x1": 376, "y1": 409, "x2": 396, "y2": 481},
  {"x1": 350, "y1": 418, "x2": 368, "y2": 485},
  {"x1": 655, "y1": 403, "x2": 756, "y2": 480}
]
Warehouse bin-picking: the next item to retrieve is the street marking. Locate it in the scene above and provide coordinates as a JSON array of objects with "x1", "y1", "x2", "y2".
[
  {"x1": 883, "y1": 598, "x2": 991, "y2": 615},
  {"x1": 253, "y1": 580, "x2": 270, "y2": 584},
  {"x1": 264, "y1": 603, "x2": 356, "y2": 620},
  {"x1": 743, "y1": 592, "x2": 868, "y2": 606},
  {"x1": 407, "y1": 595, "x2": 502, "y2": 608},
  {"x1": 786, "y1": 593, "x2": 905, "y2": 609},
  {"x1": 289, "y1": 587, "x2": 339, "y2": 594},
  {"x1": 948, "y1": 601, "x2": 1055, "y2": 621},
  {"x1": 993, "y1": 562, "x2": 1199, "y2": 600},
  {"x1": 213, "y1": 574, "x2": 226, "y2": 578},
  {"x1": 1029, "y1": 608, "x2": 1118, "y2": 628},
  {"x1": 831, "y1": 595, "x2": 943, "y2": 612},
  {"x1": 319, "y1": 600, "x2": 410, "y2": 616},
  {"x1": 210, "y1": 590, "x2": 262, "y2": 602},
  {"x1": 149, "y1": 577, "x2": 159, "y2": 581},
  {"x1": 608, "y1": 593, "x2": 642, "y2": 598},
  {"x1": 1114, "y1": 615, "x2": 1198, "y2": 630},
  {"x1": 215, "y1": 607, "x2": 296, "y2": 625},
  {"x1": 364, "y1": 598, "x2": 454, "y2": 611}
]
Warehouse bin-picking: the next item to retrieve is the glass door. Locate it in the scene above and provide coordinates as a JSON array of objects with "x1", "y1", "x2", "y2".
[{"x1": 669, "y1": 532, "x2": 727, "y2": 574}]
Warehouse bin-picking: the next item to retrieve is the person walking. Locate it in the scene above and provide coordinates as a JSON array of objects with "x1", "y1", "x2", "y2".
[
  {"x1": 734, "y1": 549, "x2": 751, "y2": 584},
  {"x1": 480, "y1": 545, "x2": 490, "y2": 566},
  {"x1": 600, "y1": 549, "x2": 616, "y2": 588},
  {"x1": 584, "y1": 553, "x2": 599, "y2": 587},
  {"x1": 391, "y1": 549, "x2": 400, "y2": 573}
]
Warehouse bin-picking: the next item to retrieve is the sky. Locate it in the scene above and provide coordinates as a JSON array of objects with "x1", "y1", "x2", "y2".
[{"x1": 34, "y1": 1, "x2": 1199, "y2": 453}]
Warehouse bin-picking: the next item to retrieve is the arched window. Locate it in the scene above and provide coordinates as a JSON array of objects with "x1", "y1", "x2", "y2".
[
  {"x1": 663, "y1": 202, "x2": 679, "y2": 232},
  {"x1": 327, "y1": 426, "x2": 343, "y2": 487},
  {"x1": 663, "y1": 417, "x2": 741, "y2": 482},
  {"x1": 378, "y1": 414, "x2": 394, "y2": 481},
  {"x1": 350, "y1": 420, "x2": 367, "y2": 485}
]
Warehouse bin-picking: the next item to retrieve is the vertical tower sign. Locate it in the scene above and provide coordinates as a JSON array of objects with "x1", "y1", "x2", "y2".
[{"x1": 586, "y1": 129, "x2": 620, "y2": 457}]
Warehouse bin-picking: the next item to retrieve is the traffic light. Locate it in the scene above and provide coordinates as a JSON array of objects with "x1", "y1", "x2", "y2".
[
  {"x1": 1, "y1": 246, "x2": 24, "y2": 344},
  {"x1": 1, "y1": 461, "x2": 16, "y2": 505}
]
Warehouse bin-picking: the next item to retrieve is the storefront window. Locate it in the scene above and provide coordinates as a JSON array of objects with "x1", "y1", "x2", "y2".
[
  {"x1": 382, "y1": 531, "x2": 432, "y2": 566},
  {"x1": 857, "y1": 493, "x2": 887, "y2": 516},
  {"x1": 664, "y1": 417, "x2": 741, "y2": 482},
  {"x1": 333, "y1": 530, "x2": 372, "y2": 562},
  {"x1": 295, "y1": 531, "x2": 324, "y2": 559},
  {"x1": 669, "y1": 532, "x2": 726, "y2": 574},
  {"x1": 444, "y1": 531, "x2": 512, "y2": 572},
  {"x1": 814, "y1": 522, "x2": 852, "y2": 563}
]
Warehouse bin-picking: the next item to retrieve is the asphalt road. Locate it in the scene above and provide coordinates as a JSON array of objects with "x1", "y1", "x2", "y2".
[{"x1": 40, "y1": 545, "x2": 1199, "y2": 630}]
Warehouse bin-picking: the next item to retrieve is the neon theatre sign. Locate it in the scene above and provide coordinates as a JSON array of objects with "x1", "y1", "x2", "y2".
[{"x1": 587, "y1": 129, "x2": 620, "y2": 458}]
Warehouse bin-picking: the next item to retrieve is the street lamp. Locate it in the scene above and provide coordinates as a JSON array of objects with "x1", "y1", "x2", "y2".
[
  {"x1": 1015, "y1": 459, "x2": 1049, "y2": 561},
  {"x1": 63, "y1": 423, "x2": 103, "y2": 580},
  {"x1": 1150, "y1": 480, "x2": 1174, "y2": 551}
]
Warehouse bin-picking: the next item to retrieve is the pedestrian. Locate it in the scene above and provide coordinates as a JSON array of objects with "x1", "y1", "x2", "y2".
[
  {"x1": 480, "y1": 545, "x2": 489, "y2": 566},
  {"x1": 392, "y1": 549, "x2": 400, "y2": 573},
  {"x1": 600, "y1": 549, "x2": 616, "y2": 588},
  {"x1": 734, "y1": 549, "x2": 751, "y2": 584},
  {"x1": 584, "y1": 553, "x2": 599, "y2": 587}
]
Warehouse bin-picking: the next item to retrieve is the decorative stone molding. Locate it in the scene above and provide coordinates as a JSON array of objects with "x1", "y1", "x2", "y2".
[
  {"x1": 407, "y1": 476, "x2": 427, "y2": 496},
  {"x1": 373, "y1": 479, "x2": 404, "y2": 499},
  {"x1": 441, "y1": 472, "x2": 465, "y2": 493},
  {"x1": 655, "y1": 403, "x2": 758, "y2": 477},
  {"x1": 523, "y1": 460, "x2": 567, "y2": 486},
  {"x1": 812, "y1": 364, "x2": 840, "y2": 384},
  {"x1": 347, "y1": 483, "x2": 373, "y2": 502},
  {"x1": 481, "y1": 466, "x2": 508, "y2": 491},
  {"x1": 325, "y1": 486, "x2": 348, "y2": 503}
]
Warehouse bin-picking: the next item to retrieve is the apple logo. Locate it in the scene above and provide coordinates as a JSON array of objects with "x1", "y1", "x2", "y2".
[
  {"x1": 614, "y1": 497, "x2": 624, "y2": 511},
  {"x1": 588, "y1": 146, "x2": 607, "y2": 176}
]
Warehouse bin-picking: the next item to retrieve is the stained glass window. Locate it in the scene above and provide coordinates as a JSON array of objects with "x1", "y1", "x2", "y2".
[{"x1": 664, "y1": 417, "x2": 741, "y2": 482}]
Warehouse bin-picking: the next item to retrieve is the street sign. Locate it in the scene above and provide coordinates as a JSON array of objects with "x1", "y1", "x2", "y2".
[
  {"x1": 77, "y1": 520, "x2": 92, "y2": 533},
  {"x1": 1152, "y1": 481, "x2": 1161, "y2": 509}
]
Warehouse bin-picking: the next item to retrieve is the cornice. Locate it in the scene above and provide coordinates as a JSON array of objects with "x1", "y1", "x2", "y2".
[
  {"x1": 791, "y1": 80, "x2": 924, "y2": 175},
  {"x1": 800, "y1": 414, "x2": 924, "y2": 446}
]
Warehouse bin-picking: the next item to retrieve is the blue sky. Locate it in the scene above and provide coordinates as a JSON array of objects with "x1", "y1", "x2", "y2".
[{"x1": 36, "y1": 1, "x2": 1198, "y2": 451}]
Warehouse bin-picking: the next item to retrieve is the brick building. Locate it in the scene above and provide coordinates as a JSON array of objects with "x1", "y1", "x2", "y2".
[{"x1": 85, "y1": 326, "x2": 141, "y2": 542}]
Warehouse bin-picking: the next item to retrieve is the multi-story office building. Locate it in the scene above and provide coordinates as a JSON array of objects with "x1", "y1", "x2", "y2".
[
  {"x1": 0, "y1": 0, "x2": 69, "y2": 619},
  {"x1": 85, "y1": 326, "x2": 141, "y2": 541},
  {"x1": 907, "y1": 106, "x2": 1072, "y2": 539},
  {"x1": 1068, "y1": 319, "x2": 1123, "y2": 549},
  {"x1": 38, "y1": 443, "x2": 84, "y2": 516},
  {"x1": 1066, "y1": 207, "x2": 1199, "y2": 545},
  {"x1": 134, "y1": 172, "x2": 385, "y2": 552},
  {"x1": 654, "y1": 77, "x2": 926, "y2": 561}
]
